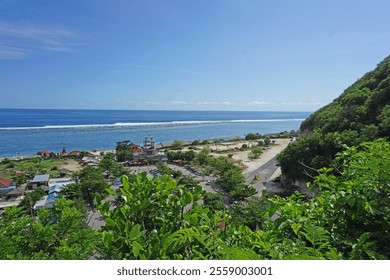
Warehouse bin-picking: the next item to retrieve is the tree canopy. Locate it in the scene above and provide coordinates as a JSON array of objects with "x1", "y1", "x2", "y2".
[
  {"x1": 278, "y1": 55, "x2": 390, "y2": 181},
  {"x1": 96, "y1": 140, "x2": 390, "y2": 260}
]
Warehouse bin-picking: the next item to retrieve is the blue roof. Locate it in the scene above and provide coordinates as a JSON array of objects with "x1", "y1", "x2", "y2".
[
  {"x1": 0, "y1": 186, "x2": 16, "y2": 191},
  {"x1": 45, "y1": 193, "x2": 60, "y2": 208},
  {"x1": 113, "y1": 177, "x2": 122, "y2": 186},
  {"x1": 49, "y1": 184, "x2": 63, "y2": 194},
  {"x1": 47, "y1": 192, "x2": 60, "y2": 201},
  {"x1": 32, "y1": 174, "x2": 50, "y2": 183}
]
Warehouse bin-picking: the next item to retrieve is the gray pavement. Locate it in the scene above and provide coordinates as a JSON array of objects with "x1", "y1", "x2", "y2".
[{"x1": 244, "y1": 156, "x2": 280, "y2": 196}]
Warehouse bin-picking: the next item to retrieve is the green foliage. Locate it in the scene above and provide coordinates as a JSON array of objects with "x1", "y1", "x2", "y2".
[
  {"x1": 0, "y1": 199, "x2": 98, "y2": 259},
  {"x1": 379, "y1": 105, "x2": 390, "y2": 135},
  {"x1": 230, "y1": 197, "x2": 271, "y2": 230},
  {"x1": 229, "y1": 184, "x2": 256, "y2": 201},
  {"x1": 203, "y1": 193, "x2": 227, "y2": 212},
  {"x1": 322, "y1": 139, "x2": 390, "y2": 259},
  {"x1": 172, "y1": 140, "x2": 184, "y2": 150},
  {"x1": 248, "y1": 146, "x2": 263, "y2": 160},
  {"x1": 280, "y1": 55, "x2": 390, "y2": 181},
  {"x1": 60, "y1": 183, "x2": 82, "y2": 200},
  {"x1": 96, "y1": 173, "x2": 205, "y2": 259},
  {"x1": 115, "y1": 141, "x2": 133, "y2": 162},
  {"x1": 0, "y1": 157, "x2": 70, "y2": 179},
  {"x1": 263, "y1": 135, "x2": 271, "y2": 146},
  {"x1": 76, "y1": 167, "x2": 110, "y2": 207},
  {"x1": 96, "y1": 172, "x2": 350, "y2": 260},
  {"x1": 99, "y1": 152, "x2": 128, "y2": 178},
  {"x1": 191, "y1": 140, "x2": 200, "y2": 145},
  {"x1": 18, "y1": 188, "x2": 46, "y2": 214},
  {"x1": 217, "y1": 166, "x2": 245, "y2": 193},
  {"x1": 277, "y1": 129, "x2": 360, "y2": 180},
  {"x1": 195, "y1": 147, "x2": 211, "y2": 166},
  {"x1": 273, "y1": 140, "x2": 390, "y2": 259},
  {"x1": 245, "y1": 133, "x2": 261, "y2": 140},
  {"x1": 97, "y1": 173, "x2": 273, "y2": 260},
  {"x1": 99, "y1": 152, "x2": 116, "y2": 171},
  {"x1": 166, "y1": 150, "x2": 196, "y2": 162}
]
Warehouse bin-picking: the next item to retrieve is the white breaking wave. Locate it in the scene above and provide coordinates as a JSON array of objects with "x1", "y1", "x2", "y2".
[{"x1": 0, "y1": 119, "x2": 305, "y2": 131}]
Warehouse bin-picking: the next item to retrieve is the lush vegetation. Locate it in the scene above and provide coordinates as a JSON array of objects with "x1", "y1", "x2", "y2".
[
  {"x1": 166, "y1": 150, "x2": 196, "y2": 163},
  {"x1": 1, "y1": 138, "x2": 389, "y2": 259},
  {"x1": 96, "y1": 139, "x2": 390, "y2": 259},
  {"x1": 0, "y1": 198, "x2": 98, "y2": 259},
  {"x1": 278, "y1": 55, "x2": 390, "y2": 181},
  {"x1": 115, "y1": 141, "x2": 134, "y2": 162},
  {"x1": 0, "y1": 157, "x2": 73, "y2": 180},
  {"x1": 192, "y1": 148, "x2": 256, "y2": 201},
  {"x1": 62, "y1": 167, "x2": 110, "y2": 208},
  {"x1": 3, "y1": 54, "x2": 390, "y2": 260}
]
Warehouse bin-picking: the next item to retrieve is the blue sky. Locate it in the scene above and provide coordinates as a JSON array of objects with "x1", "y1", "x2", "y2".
[{"x1": 1, "y1": 0, "x2": 390, "y2": 111}]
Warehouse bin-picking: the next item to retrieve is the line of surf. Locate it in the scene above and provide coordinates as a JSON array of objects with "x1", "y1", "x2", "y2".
[{"x1": 0, "y1": 119, "x2": 305, "y2": 131}]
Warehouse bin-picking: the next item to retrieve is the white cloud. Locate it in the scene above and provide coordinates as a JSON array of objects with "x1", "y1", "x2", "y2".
[
  {"x1": 143, "y1": 101, "x2": 163, "y2": 106},
  {"x1": 249, "y1": 101, "x2": 274, "y2": 105},
  {"x1": 197, "y1": 101, "x2": 218, "y2": 105},
  {"x1": 196, "y1": 101, "x2": 236, "y2": 106},
  {"x1": 0, "y1": 21, "x2": 80, "y2": 59},
  {"x1": 77, "y1": 102, "x2": 102, "y2": 107},
  {"x1": 171, "y1": 100, "x2": 189, "y2": 105},
  {"x1": 282, "y1": 101, "x2": 323, "y2": 106},
  {"x1": 0, "y1": 45, "x2": 26, "y2": 60},
  {"x1": 116, "y1": 99, "x2": 134, "y2": 104}
]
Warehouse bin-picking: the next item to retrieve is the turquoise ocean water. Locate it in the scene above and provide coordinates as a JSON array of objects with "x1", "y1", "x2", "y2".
[{"x1": 0, "y1": 109, "x2": 311, "y2": 156}]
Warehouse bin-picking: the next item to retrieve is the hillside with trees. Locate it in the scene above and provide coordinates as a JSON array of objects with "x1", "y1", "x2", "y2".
[
  {"x1": 278, "y1": 55, "x2": 390, "y2": 182},
  {"x1": 97, "y1": 140, "x2": 390, "y2": 260},
  {"x1": 2, "y1": 55, "x2": 390, "y2": 260}
]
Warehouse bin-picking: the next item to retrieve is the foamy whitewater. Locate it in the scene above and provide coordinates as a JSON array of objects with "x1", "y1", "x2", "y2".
[{"x1": 0, "y1": 109, "x2": 310, "y2": 156}]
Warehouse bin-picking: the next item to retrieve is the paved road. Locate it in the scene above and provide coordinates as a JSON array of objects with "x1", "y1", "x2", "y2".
[
  {"x1": 87, "y1": 184, "x2": 119, "y2": 230},
  {"x1": 244, "y1": 156, "x2": 279, "y2": 195}
]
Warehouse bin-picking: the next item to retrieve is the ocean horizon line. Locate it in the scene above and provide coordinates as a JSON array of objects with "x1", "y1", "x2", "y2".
[
  {"x1": 0, "y1": 107, "x2": 314, "y2": 113},
  {"x1": 0, "y1": 119, "x2": 306, "y2": 131},
  {"x1": 0, "y1": 110, "x2": 308, "y2": 156}
]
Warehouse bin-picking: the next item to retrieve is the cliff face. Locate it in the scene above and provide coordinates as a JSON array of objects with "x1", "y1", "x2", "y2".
[
  {"x1": 277, "y1": 55, "x2": 390, "y2": 182},
  {"x1": 301, "y1": 55, "x2": 390, "y2": 135}
]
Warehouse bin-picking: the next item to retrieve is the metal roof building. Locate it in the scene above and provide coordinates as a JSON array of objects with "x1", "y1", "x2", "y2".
[
  {"x1": 48, "y1": 184, "x2": 63, "y2": 194},
  {"x1": 32, "y1": 174, "x2": 50, "y2": 183}
]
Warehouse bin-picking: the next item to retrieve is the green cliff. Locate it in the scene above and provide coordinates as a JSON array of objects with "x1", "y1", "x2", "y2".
[{"x1": 278, "y1": 55, "x2": 390, "y2": 181}]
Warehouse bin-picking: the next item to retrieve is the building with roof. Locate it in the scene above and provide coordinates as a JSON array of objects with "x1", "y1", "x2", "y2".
[
  {"x1": 68, "y1": 151, "x2": 81, "y2": 158},
  {"x1": 6, "y1": 187, "x2": 25, "y2": 198},
  {"x1": 30, "y1": 174, "x2": 50, "y2": 189},
  {"x1": 15, "y1": 171, "x2": 27, "y2": 177},
  {"x1": 133, "y1": 135, "x2": 165, "y2": 163},
  {"x1": 0, "y1": 186, "x2": 16, "y2": 197},
  {"x1": 33, "y1": 192, "x2": 61, "y2": 211},
  {"x1": 0, "y1": 176, "x2": 16, "y2": 197},
  {"x1": 80, "y1": 156, "x2": 100, "y2": 167},
  {"x1": 41, "y1": 150, "x2": 51, "y2": 158},
  {"x1": 48, "y1": 184, "x2": 63, "y2": 194},
  {"x1": 33, "y1": 196, "x2": 47, "y2": 211},
  {"x1": 59, "y1": 168, "x2": 69, "y2": 177},
  {"x1": 48, "y1": 177, "x2": 74, "y2": 185},
  {"x1": 0, "y1": 176, "x2": 13, "y2": 188},
  {"x1": 46, "y1": 177, "x2": 74, "y2": 197},
  {"x1": 45, "y1": 193, "x2": 60, "y2": 208}
]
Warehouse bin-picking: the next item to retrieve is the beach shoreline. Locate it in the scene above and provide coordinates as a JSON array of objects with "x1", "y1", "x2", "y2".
[
  {"x1": 1, "y1": 137, "x2": 291, "y2": 186},
  {"x1": 0, "y1": 136, "x2": 242, "y2": 161},
  {"x1": 0, "y1": 110, "x2": 307, "y2": 159}
]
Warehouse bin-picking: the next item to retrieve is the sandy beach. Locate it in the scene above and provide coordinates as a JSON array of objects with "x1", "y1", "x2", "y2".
[
  {"x1": 233, "y1": 138, "x2": 291, "y2": 174},
  {"x1": 193, "y1": 138, "x2": 290, "y2": 177}
]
